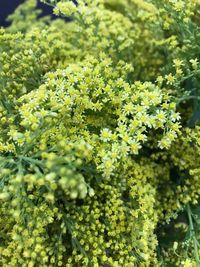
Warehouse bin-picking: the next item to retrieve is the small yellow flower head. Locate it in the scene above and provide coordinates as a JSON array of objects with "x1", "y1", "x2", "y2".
[
  {"x1": 181, "y1": 258, "x2": 194, "y2": 267},
  {"x1": 54, "y1": 2, "x2": 77, "y2": 17},
  {"x1": 190, "y1": 58, "x2": 198, "y2": 69},
  {"x1": 165, "y1": 73, "x2": 175, "y2": 85}
]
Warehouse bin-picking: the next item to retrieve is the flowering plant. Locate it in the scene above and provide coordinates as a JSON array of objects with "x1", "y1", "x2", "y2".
[{"x1": 0, "y1": 0, "x2": 200, "y2": 266}]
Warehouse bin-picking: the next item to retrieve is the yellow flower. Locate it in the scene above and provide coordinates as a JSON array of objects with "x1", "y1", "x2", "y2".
[
  {"x1": 165, "y1": 73, "x2": 175, "y2": 85},
  {"x1": 190, "y1": 58, "x2": 198, "y2": 69}
]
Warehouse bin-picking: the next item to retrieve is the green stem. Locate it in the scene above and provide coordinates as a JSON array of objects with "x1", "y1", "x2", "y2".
[
  {"x1": 18, "y1": 156, "x2": 43, "y2": 166},
  {"x1": 187, "y1": 204, "x2": 200, "y2": 266}
]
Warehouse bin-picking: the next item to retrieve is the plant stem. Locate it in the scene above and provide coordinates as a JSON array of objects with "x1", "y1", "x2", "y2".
[{"x1": 187, "y1": 204, "x2": 200, "y2": 266}]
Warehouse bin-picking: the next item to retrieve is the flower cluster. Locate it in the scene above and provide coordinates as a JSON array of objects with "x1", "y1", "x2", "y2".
[{"x1": 0, "y1": 0, "x2": 200, "y2": 266}]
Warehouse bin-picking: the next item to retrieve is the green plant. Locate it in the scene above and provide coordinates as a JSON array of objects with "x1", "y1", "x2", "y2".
[{"x1": 0, "y1": 0, "x2": 200, "y2": 266}]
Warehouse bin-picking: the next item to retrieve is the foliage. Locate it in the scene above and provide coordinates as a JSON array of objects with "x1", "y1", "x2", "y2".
[{"x1": 0, "y1": 0, "x2": 200, "y2": 266}]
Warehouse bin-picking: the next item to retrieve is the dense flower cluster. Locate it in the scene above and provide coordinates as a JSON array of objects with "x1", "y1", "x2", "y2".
[{"x1": 0, "y1": 0, "x2": 200, "y2": 266}]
